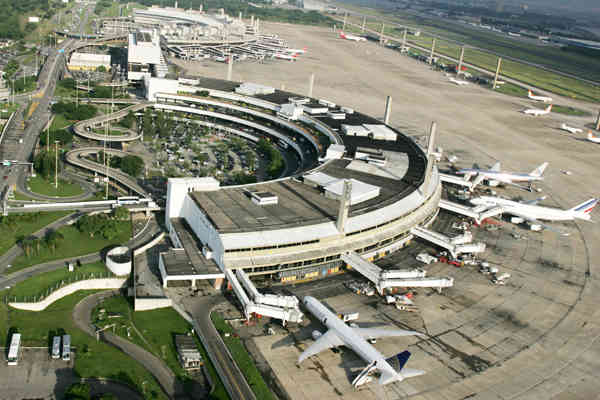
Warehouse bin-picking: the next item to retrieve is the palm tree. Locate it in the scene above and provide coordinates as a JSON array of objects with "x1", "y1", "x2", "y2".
[{"x1": 45, "y1": 230, "x2": 64, "y2": 254}]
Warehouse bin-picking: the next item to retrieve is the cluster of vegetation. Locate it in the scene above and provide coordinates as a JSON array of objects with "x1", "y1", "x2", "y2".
[
  {"x1": 33, "y1": 150, "x2": 61, "y2": 180},
  {"x1": 257, "y1": 138, "x2": 284, "y2": 178},
  {"x1": 18, "y1": 228, "x2": 64, "y2": 257},
  {"x1": 0, "y1": 211, "x2": 69, "y2": 257},
  {"x1": 212, "y1": 312, "x2": 275, "y2": 400},
  {"x1": 142, "y1": 108, "x2": 176, "y2": 139},
  {"x1": 118, "y1": 110, "x2": 136, "y2": 129},
  {"x1": 65, "y1": 382, "x2": 118, "y2": 400},
  {"x1": 94, "y1": 0, "x2": 114, "y2": 16},
  {"x1": 0, "y1": 0, "x2": 65, "y2": 39},
  {"x1": 126, "y1": 0, "x2": 334, "y2": 26},
  {"x1": 76, "y1": 213, "x2": 129, "y2": 240},
  {"x1": 39, "y1": 128, "x2": 73, "y2": 147},
  {"x1": 52, "y1": 101, "x2": 97, "y2": 121},
  {"x1": 3, "y1": 60, "x2": 19, "y2": 80},
  {"x1": 231, "y1": 171, "x2": 257, "y2": 185},
  {"x1": 98, "y1": 151, "x2": 144, "y2": 177},
  {"x1": 12, "y1": 75, "x2": 37, "y2": 94}
]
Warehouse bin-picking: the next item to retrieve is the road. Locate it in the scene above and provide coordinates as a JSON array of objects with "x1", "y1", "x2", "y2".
[
  {"x1": 65, "y1": 147, "x2": 148, "y2": 196},
  {"x1": 72, "y1": 103, "x2": 148, "y2": 142},
  {"x1": 72, "y1": 290, "x2": 186, "y2": 400},
  {"x1": 183, "y1": 295, "x2": 257, "y2": 400},
  {"x1": 15, "y1": 170, "x2": 96, "y2": 202}
]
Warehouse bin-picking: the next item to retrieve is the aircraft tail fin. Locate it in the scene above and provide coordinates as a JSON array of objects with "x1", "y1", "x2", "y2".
[
  {"x1": 386, "y1": 351, "x2": 411, "y2": 373},
  {"x1": 589, "y1": 130, "x2": 598, "y2": 140},
  {"x1": 569, "y1": 198, "x2": 598, "y2": 219},
  {"x1": 528, "y1": 89, "x2": 533, "y2": 97},
  {"x1": 546, "y1": 104, "x2": 553, "y2": 112},
  {"x1": 530, "y1": 162, "x2": 548, "y2": 177}
]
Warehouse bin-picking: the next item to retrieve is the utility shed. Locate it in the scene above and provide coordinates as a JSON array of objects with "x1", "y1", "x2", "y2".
[
  {"x1": 175, "y1": 335, "x2": 203, "y2": 370},
  {"x1": 324, "y1": 178, "x2": 380, "y2": 205}
]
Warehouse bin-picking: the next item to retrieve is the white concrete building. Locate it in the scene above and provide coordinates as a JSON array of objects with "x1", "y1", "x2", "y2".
[
  {"x1": 68, "y1": 52, "x2": 111, "y2": 71},
  {"x1": 127, "y1": 30, "x2": 166, "y2": 81},
  {"x1": 144, "y1": 77, "x2": 179, "y2": 101}
]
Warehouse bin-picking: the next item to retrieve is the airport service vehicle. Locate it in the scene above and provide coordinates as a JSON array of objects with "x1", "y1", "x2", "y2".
[
  {"x1": 62, "y1": 334, "x2": 71, "y2": 361},
  {"x1": 339, "y1": 31, "x2": 366, "y2": 42},
  {"x1": 338, "y1": 312, "x2": 359, "y2": 322},
  {"x1": 470, "y1": 196, "x2": 598, "y2": 235},
  {"x1": 7, "y1": 333, "x2": 21, "y2": 366},
  {"x1": 457, "y1": 161, "x2": 548, "y2": 191},
  {"x1": 298, "y1": 296, "x2": 425, "y2": 387},
  {"x1": 52, "y1": 336, "x2": 61, "y2": 359},
  {"x1": 272, "y1": 53, "x2": 297, "y2": 61},
  {"x1": 416, "y1": 253, "x2": 437, "y2": 264},
  {"x1": 528, "y1": 90, "x2": 553, "y2": 103},
  {"x1": 523, "y1": 104, "x2": 552, "y2": 116},
  {"x1": 587, "y1": 131, "x2": 600, "y2": 143},
  {"x1": 560, "y1": 123, "x2": 582, "y2": 134},
  {"x1": 449, "y1": 77, "x2": 469, "y2": 86}
]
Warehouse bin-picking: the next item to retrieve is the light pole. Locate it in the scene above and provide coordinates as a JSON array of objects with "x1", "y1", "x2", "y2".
[
  {"x1": 47, "y1": 114, "x2": 51, "y2": 152},
  {"x1": 55, "y1": 140, "x2": 59, "y2": 189}
]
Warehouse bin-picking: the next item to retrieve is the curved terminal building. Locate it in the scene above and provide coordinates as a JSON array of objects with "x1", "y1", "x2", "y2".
[{"x1": 157, "y1": 81, "x2": 441, "y2": 289}]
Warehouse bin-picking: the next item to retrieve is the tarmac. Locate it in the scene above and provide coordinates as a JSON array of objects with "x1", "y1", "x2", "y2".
[{"x1": 173, "y1": 22, "x2": 600, "y2": 399}]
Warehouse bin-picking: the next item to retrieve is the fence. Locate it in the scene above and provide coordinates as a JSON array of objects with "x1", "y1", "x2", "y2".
[{"x1": 3, "y1": 271, "x2": 116, "y2": 304}]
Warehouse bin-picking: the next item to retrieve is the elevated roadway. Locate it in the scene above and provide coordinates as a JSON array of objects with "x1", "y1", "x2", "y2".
[
  {"x1": 65, "y1": 147, "x2": 148, "y2": 196},
  {"x1": 72, "y1": 103, "x2": 148, "y2": 142}
]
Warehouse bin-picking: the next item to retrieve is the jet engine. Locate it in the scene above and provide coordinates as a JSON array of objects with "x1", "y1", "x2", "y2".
[
  {"x1": 312, "y1": 330, "x2": 322, "y2": 340},
  {"x1": 511, "y1": 217, "x2": 525, "y2": 224}
]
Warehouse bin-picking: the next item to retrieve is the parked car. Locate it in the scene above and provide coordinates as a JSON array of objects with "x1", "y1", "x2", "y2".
[{"x1": 416, "y1": 253, "x2": 437, "y2": 264}]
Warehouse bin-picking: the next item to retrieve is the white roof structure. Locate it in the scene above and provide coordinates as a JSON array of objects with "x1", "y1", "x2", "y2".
[
  {"x1": 303, "y1": 172, "x2": 340, "y2": 187},
  {"x1": 362, "y1": 124, "x2": 398, "y2": 141},
  {"x1": 235, "y1": 83, "x2": 275, "y2": 96},
  {"x1": 144, "y1": 77, "x2": 179, "y2": 101},
  {"x1": 342, "y1": 124, "x2": 371, "y2": 137},
  {"x1": 325, "y1": 144, "x2": 345, "y2": 160},
  {"x1": 69, "y1": 52, "x2": 111, "y2": 66},
  {"x1": 135, "y1": 8, "x2": 227, "y2": 28},
  {"x1": 128, "y1": 30, "x2": 161, "y2": 65},
  {"x1": 324, "y1": 178, "x2": 380, "y2": 205}
]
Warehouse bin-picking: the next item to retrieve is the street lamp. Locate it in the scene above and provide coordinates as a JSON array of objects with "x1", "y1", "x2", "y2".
[{"x1": 55, "y1": 140, "x2": 59, "y2": 189}]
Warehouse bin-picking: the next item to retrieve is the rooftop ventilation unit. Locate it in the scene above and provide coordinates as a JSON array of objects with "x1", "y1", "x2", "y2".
[{"x1": 250, "y1": 191, "x2": 278, "y2": 206}]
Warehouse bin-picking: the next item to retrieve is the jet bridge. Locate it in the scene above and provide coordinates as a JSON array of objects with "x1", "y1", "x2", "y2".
[
  {"x1": 226, "y1": 269, "x2": 303, "y2": 324},
  {"x1": 341, "y1": 251, "x2": 453, "y2": 294},
  {"x1": 439, "y1": 199, "x2": 504, "y2": 224},
  {"x1": 439, "y1": 173, "x2": 474, "y2": 189},
  {"x1": 410, "y1": 226, "x2": 486, "y2": 258}
]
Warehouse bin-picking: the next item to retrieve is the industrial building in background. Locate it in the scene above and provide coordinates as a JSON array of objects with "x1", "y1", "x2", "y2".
[{"x1": 67, "y1": 52, "x2": 111, "y2": 71}]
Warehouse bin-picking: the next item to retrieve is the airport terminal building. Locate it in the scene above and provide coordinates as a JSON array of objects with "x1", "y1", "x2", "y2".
[{"x1": 159, "y1": 85, "x2": 441, "y2": 288}]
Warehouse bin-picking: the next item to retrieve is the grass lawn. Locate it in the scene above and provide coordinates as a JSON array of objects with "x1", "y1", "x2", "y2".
[
  {"x1": 50, "y1": 113, "x2": 75, "y2": 130},
  {"x1": 9, "y1": 221, "x2": 131, "y2": 272},
  {"x1": 92, "y1": 296, "x2": 230, "y2": 399},
  {"x1": 0, "y1": 291, "x2": 166, "y2": 400},
  {"x1": 0, "y1": 211, "x2": 71, "y2": 258},
  {"x1": 491, "y1": 82, "x2": 529, "y2": 98},
  {"x1": 11, "y1": 191, "x2": 39, "y2": 201},
  {"x1": 6, "y1": 261, "x2": 110, "y2": 301},
  {"x1": 26, "y1": 175, "x2": 85, "y2": 197},
  {"x1": 551, "y1": 105, "x2": 590, "y2": 117},
  {"x1": 211, "y1": 312, "x2": 275, "y2": 400}
]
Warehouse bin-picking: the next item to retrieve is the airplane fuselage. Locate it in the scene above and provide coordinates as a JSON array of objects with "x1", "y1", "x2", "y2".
[
  {"x1": 303, "y1": 296, "x2": 391, "y2": 369},
  {"x1": 471, "y1": 196, "x2": 580, "y2": 221},
  {"x1": 457, "y1": 170, "x2": 542, "y2": 183}
]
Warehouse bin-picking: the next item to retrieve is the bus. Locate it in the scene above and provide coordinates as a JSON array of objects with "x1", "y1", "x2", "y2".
[
  {"x1": 116, "y1": 196, "x2": 140, "y2": 205},
  {"x1": 62, "y1": 334, "x2": 71, "y2": 361},
  {"x1": 7, "y1": 333, "x2": 21, "y2": 366},
  {"x1": 51, "y1": 336, "x2": 61, "y2": 359}
]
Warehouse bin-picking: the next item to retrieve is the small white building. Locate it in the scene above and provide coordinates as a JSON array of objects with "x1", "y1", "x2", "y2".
[
  {"x1": 28, "y1": 16, "x2": 40, "y2": 23},
  {"x1": 68, "y1": 52, "x2": 111, "y2": 71},
  {"x1": 144, "y1": 77, "x2": 180, "y2": 101},
  {"x1": 277, "y1": 103, "x2": 303, "y2": 121},
  {"x1": 324, "y1": 144, "x2": 345, "y2": 160},
  {"x1": 235, "y1": 82, "x2": 275, "y2": 96}
]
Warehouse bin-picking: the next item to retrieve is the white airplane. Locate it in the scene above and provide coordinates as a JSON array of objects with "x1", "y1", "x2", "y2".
[
  {"x1": 457, "y1": 161, "x2": 548, "y2": 191},
  {"x1": 298, "y1": 296, "x2": 425, "y2": 387},
  {"x1": 470, "y1": 196, "x2": 598, "y2": 235},
  {"x1": 523, "y1": 104, "x2": 552, "y2": 116},
  {"x1": 528, "y1": 89, "x2": 553, "y2": 103},
  {"x1": 560, "y1": 123, "x2": 582, "y2": 134},
  {"x1": 339, "y1": 31, "x2": 366, "y2": 42},
  {"x1": 449, "y1": 77, "x2": 469, "y2": 86},
  {"x1": 272, "y1": 53, "x2": 297, "y2": 61},
  {"x1": 587, "y1": 130, "x2": 600, "y2": 143}
]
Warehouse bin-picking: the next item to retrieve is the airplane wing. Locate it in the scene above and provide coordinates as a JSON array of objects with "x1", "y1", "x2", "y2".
[
  {"x1": 521, "y1": 196, "x2": 546, "y2": 205},
  {"x1": 490, "y1": 162, "x2": 501, "y2": 172},
  {"x1": 298, "y1": 330, "x2": 344, "y2": 364},
  {"x1": 509, "y1": 211, "x2": 570, "y2": 236},
  {"x1": 471, "y1": 174, "x2": 486, "y2": 188},
  {"x1": 353, "y1": 328, "x2": 425, "y2": 340}
]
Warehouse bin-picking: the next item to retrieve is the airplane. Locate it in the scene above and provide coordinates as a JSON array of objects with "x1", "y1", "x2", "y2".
[
  {"x1": 587, "y1": 130, "x2": 600, "y2": 143},
  {"x1": 523, "y1": 104, "x2": 552, "y2": 116},
  {"x1": 560, "y1": 123, "x2": 582, "y2": 134},
  {"x1": 272, "y1": 53, "x2": 297, "y2": 61},
  {"x1": 449, "y1": 77, "x2": 469, "y2": 86},
  {"x1": 214, "y1": 56, "x2": 229, "y2": 63},
  {"x1": 528, "y1": 89, "x2": 553, "y2": 103},
  {"x1": 339, "y1": 31, "x2": 366, "y2": 42},
  {"x1": 298, "y1": 296, "x2": 425, "y2": 387},
  {"x1": 469, "y1": 196, "x2": 598, "y2": 235},
  {"x1": 456, "y1": 161, "x2": 548, "y2": 191}
]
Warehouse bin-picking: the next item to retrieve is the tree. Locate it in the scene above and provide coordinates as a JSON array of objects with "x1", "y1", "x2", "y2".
[
  {"x1": 34, "y1": 150, "x2": 59, "y2": 180},
  {"x1": 142, "y1": 108, "x2": 153, "y2": 137},
  {"x1": 64, "y1": 382, "x2": 91, "y2": 400},
  {"x1": 45, "y1": 229, "x2": 64, "y2": 254},
  {"x1": 119, "y1": 155, "x2": 144, "y2": 177},
  {"x1": 97, "y1": 65, "x2": 107, "y2": 73},
  {"x1": 113, "y1": 206, "x2": 129, "y2": 220},
  {"x1": 118, "y1": 110, "x2": 135, "y2": 129}
]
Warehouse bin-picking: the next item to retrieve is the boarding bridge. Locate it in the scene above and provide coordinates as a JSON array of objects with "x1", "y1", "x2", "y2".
[
  {"x1": 410, "y1": 226, "x2": 486, "y2": 258},
  {"x1": 439, "y1": 173, "x2": 473, "y2": 189},
  {"x1": 341, "y1": 251, "x2": 454, "y2": 295},
  {"x1": 224, "y1": 269, "x2": 252, "y2": 319},
  {"x1": 439, "y1": 199, "x2": 504, "y2": 224},
  {"x1": 231, "y1": 269, "x2": 303, "y2": 324}
]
